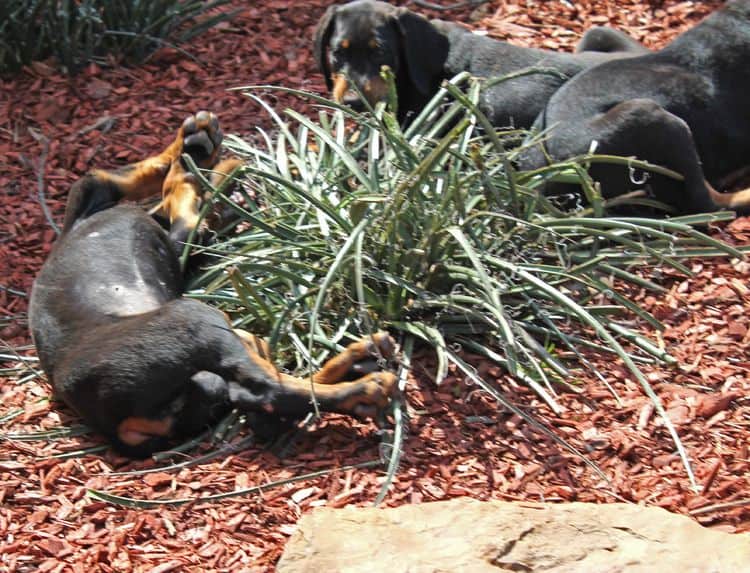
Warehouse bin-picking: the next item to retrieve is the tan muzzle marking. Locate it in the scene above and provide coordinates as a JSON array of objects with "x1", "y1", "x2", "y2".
[{"x1": 332, "y1": 74, "x2": 349, "y2": 103}]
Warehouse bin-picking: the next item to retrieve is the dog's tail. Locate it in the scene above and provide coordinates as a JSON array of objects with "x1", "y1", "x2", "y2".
[{"x1": 708, "y1": 182, "x2": 750, "y2": 215}]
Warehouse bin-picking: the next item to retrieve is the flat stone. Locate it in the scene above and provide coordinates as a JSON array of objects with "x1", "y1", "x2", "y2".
[{"x1": 278, "y1": 498, "x2": 750, "y2": 572}]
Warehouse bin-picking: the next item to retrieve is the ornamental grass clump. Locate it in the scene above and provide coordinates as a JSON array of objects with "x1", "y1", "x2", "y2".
[
  {"x1": 0, "y1": 0, "x2": 235, "y2": 74},
  {"x1": 2, "y1": 75, "x2": 744, "y2": 504},
  {"x1": 178, "y1": 74, "x2": 743, "y2": 491}
]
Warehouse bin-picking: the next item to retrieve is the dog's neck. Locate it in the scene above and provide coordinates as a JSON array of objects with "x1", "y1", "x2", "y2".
[{"x1": 430, "y1": 20, "x2": 473, "y2": 76}]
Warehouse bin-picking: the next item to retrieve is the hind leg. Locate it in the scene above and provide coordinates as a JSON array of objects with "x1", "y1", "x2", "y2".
[
  {"x1": 225, "y1": 328, "x2": 398, "y2": 419},
  {"x1": 228, "y1": 371, "x2": 398, "y2": 421},
  {"x1": 521, "y1": 98, "x2": 736, "y2": 214},
  {"x1": 87, "y1": 305, "x2": 397, "y2": 454},
  {"x1": 312, "y1": 332, "x2": 397, "y2": 384},
  {"x1": 233, "y1": 329, "x2": 397, "y2": 385}
]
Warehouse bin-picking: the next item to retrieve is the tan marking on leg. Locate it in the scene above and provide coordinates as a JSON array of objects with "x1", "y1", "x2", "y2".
[
  {"x1": 161, "y1": 160, "x2": 201, "y2": 229},
  {"x1": 228, "y1": 330, "x2": 397, "y2": 419},
  {"x1": 210, "y1": 158, "x2": 244, "y2": 188},
  {"x1": 708, "y1": 180, "x2": 750, "y2": 210},
  {"x1": 232, "y1": 329, "x2": 283, "y2": 382},
  {"x1": 158, "y1": 112, "x2": 225, "y2": 229},
  {"x1": 90, "y1": 156, "x2": 173, "y2": 202},
  {"x1": 233, "y1": 329, "x2": 273, "y2": 362},
  {"x1": 117, "y1": 416, "x2": 174, "y2": 446},
  {"x1": 333, "y1": 372, "x2": 397, "y2": 414},
  {"x1": 313, "y1": 332, "x2": 395, "y2": 384},
  {"x1": 89, "y1": 111, "x2": 220, "y2": 204},
  {"x1": 332, "y1": 74, "x2": 349, "y2": 103},
  {"x1": 274, "y1": 371, "x2": 397, "y2": 418}
]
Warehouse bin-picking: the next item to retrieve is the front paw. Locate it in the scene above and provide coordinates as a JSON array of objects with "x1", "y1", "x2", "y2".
[
  {"x1": 179, "y1": 111, "x2": 222, "y2": 168},
  {"x1": 349, "y1": 331, "x2": 397, "y2": 362}
]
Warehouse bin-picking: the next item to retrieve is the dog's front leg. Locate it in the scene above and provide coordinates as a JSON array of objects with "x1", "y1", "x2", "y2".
[{"x1": 63, "y1": 111, "x2": 222, "y2": 231}]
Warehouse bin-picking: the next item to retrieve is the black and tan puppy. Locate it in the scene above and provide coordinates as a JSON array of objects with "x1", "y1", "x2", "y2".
[
  {"x1": 314, "y1": 0, "x2": 647, "y2": 126},
  {"x1": 519, "y1": 0, "x2": 750, "y2": 215},
  {"x1": 29, "y1": 112, "x2": 397, "y2": 457}
]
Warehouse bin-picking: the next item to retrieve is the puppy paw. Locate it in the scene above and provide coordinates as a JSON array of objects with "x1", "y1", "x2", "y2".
[
  {"x1": 348, "y1": 371, "x2": 399, "y2": 421},
  {"x1": 179, "y1": 110, "x2": 222, "y2": 168},
  {"x1": 349, "y1": 331, "x2": 397, "y2": 362}
]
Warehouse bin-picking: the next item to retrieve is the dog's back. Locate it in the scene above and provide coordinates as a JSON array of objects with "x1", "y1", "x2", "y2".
[
  {"x1": 518, "y1": 1, "x2": 750, "y2": 215},
  {"x1": 435, "y1": 21, "x2": 640, "y2": 127},
  {"x1": 538, "y1": 1, "x2": 750, "y2": 181}
]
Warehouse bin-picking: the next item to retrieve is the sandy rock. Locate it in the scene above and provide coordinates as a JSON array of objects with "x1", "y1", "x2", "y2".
[{"x1": 278, "y1": 498, "x2": 750, "y2": 572}]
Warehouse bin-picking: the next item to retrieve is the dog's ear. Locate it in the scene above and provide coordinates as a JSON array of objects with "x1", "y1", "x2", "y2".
[
  {"x1": 394, "y1": 9, "x2": 449, "y2": 97},
  {"x1": 314, "y1": 5, "x2": 338, "y2": 91}
]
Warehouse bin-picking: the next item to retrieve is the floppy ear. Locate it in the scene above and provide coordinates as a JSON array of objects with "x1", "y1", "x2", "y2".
[
  {"x1": 314, "y1": 5, "x2": 338, "y2": 91},
  {"x1": 395, "y1": 9, "x2": 449, "y2": 97}
]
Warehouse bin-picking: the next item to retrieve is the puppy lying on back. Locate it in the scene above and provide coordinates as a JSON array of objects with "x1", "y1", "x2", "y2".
[
  {"x1": 29, "y1": 111, "x2": 398, "y2": 457},
  {"x1": 314, "y1": 0, "x2": 647, "y2": 127}
]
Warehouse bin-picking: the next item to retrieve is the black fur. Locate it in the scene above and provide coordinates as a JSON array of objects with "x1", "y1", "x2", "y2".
[
  {"x1": 518, "y1": 0, "x2": 750, "y2": 215},
  {"x1": 29, "y1": 114, "x2": 396, "y2": 457},
  {"x1": 314, "y1": 0, "x2": 647, "y2": 126}
]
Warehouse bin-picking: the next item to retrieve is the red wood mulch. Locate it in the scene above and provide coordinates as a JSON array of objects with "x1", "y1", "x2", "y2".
[{"x1": 1, "y1": 1, "x2": 748, "y2": 571}]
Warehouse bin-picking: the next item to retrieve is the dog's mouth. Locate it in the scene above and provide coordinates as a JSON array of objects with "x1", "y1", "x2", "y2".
[{"x1": 332, "y1": 74, "x2": 389, "y2": 109}]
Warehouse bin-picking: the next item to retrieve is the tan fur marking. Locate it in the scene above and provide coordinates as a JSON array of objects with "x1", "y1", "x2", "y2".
[
  {"x1": 277, "y1": 371, "x2": 396, "y2": 414},
  {"x1": 332, "y1": 74, "x2": 349, "y2": 103},
  {"x1": 233, "y1": 329, "x2": 273, "y2": 362},
  {"x1": 91, "y1": 112, "x2": 220, "y2": 205},
  {"x1": 232, "y1": 329, "x2": 282, "y2": 381},
  {"x1": 91, "y1": 157, "x2": 171, "y2": 202},
  {"x1": 366, "y1": 76, "x2": 389, "y2": 104},
  {"x1": 334, "y1": 372, "x2": 397, "y2": 413},
  {"x1": 313, "y1": 332, "x2": 395, "y2": 384},
  {"x1": 210, "y1": 158, "x2": 244, "y2": 188},
  {"x1": 227, "y1": 331, "x2": 397, "y2": 418},
  {"x1": 341, "y1": 39, "x2": 350, "y2": 49},
  {"x1": 708, "y1": 180, "x2": 750, "y2": 209},
  {"x1": 161, "y1": 164, "x2": 201, "y2": 228},
  {"x1": 117, "y1": 416, "x2": 174, "y2": 446}
]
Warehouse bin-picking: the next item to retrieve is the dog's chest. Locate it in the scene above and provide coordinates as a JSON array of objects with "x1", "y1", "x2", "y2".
[{"x1": 75, "y1": 270, "x2": 168, "y2": 317}]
